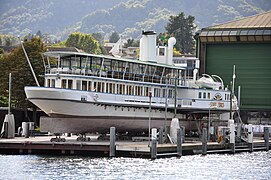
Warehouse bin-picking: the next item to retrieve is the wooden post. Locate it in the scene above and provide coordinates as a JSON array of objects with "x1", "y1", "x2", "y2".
[
  {"x1": 247, "y1": 124, "x2": 253, "y2": 152},
  {"x1": 109, "y1": 127, "x2": 116, "y2": 157},
  {"x1": 264, "y1": 127, "x2": 269, "y2": 151},
  {"x1": 202, "y1": 128, "x2": 207, "y2": 155},
  {"x1": 151, "y1": 128, "x2": 157, "y2": 159},
  {"x1": 230, "y1": 123, "x2": 235, "y2": 154},
  {"x1": 177, "y1": 128, "x2": 182, "y2": 157}
]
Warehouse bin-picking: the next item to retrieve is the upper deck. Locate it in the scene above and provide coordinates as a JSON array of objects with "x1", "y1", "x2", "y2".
[{"x1": 43, "y1": 51, "x2": 187, "y2": 86}]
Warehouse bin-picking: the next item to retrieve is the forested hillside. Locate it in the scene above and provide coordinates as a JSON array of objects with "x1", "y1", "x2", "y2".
[{"x1": 0, "y1": 0, "x2": 270, "y2": 40}]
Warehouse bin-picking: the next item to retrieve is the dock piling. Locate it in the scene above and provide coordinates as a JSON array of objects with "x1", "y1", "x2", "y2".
[
  {"x1": 109, "y1": 127, "x2": 116, "y2": 157},
  {"x1": 264, "y1": 127, "x2": 269, "y2": 151},
  {"x1": 202, "y1": 128, "x2": 207, "y2": 155},
  {"x1": 151, "y1": 128, "x2": 157, "y2": 159},
  {"x1": 230, "y1": 123, "x2": 235, "y2": 154},
  {"x1": 177, "y1": 128, "x2": 182, "y2": 157},
  {"x1": 247, "y1": 124, "x2": 253, "y2": 152}
]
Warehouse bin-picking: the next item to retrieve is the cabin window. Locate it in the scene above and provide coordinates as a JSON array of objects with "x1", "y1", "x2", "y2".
[
  {"x1": 154, "y1": 88, "x2": 160, "y2": 97},
  {"x1": 97, "y1": 82, "x2": 104, "y2": 92},
  {"x1": 76, "y1": 80, "x2": 81, "y2": 90},
  {"x1": 47, "y1": 79, "x2": 50, "y2": 87},
  {"x1": 168, "y1": 89, "x2": 173, "y2": 98},
  {"x1": 198, "y1": 92, "x2": 202, "y2": 99},
  {"x1": 93, "y1": 82, "x2": 97, "y2": 91},
  {"x1": 117, "y1": 84, "x2": 123, "y2": 94},
  {"x1": 101, "y1": 82, "x2": 105, "y2": 92},
  {"x1": 208, "y1": 93, "x2": 211, "y2": 99},
  {"x1": 61, "y1": 79, "x2": 67, "y2": 88},
  {"x1": 82, "y1": 81, "x2": 87, "y2": 91},
  {"x1": 203, "y1": 92, "x2": 206, "y2": 99},
  {"x1": 88, "y1": 81, "x2": 92, "y2": 91},
  {"x1": 135, "y1": 86, "x2": 142, "y2": 96},
  {"x1": 162, "y1": 89, "x2": 166, "y2": 98},
  {"x1": 106, "y1": 83, "x2": 110, "y2": 93},
  {"x1": 159, "y1": 48, "x2": 165, "y2": 56},
  {"x1": 68, "y1": 79, "x2": 73, "y2": 89},
  {"x1": 51, "y1": 79, "x2": 55, "y2": 88}
]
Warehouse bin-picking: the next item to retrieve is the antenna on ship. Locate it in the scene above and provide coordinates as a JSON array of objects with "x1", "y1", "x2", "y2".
[{"x1": 19, "y1": 37, "x2": 40, "y2": 87}]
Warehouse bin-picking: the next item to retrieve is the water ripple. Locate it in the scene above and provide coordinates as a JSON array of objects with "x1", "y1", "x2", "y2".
[{"x1": 0, "y1": 151, "x2": 270, "y2": 180}]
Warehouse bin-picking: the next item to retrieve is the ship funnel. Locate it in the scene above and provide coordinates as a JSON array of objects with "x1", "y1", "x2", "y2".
[
  {"x1": 167, "y1": 37, "x2": 176, "y2": 65},
  {"x1": 139, "y1": 31, "x2": 156, "y2": 62}
]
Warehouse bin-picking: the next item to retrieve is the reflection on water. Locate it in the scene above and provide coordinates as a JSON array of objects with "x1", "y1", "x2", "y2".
[{"x1": 0, "y1": 151, "x2": 270, "y2": 180}]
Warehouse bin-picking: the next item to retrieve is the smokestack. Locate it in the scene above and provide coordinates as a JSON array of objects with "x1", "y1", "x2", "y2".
[
  {"x1": 167, "y1": 37, "x2": 176, "y2": 65},
  {"x1": 139, "y1": 31, "x2": 157, "y2": 62}
]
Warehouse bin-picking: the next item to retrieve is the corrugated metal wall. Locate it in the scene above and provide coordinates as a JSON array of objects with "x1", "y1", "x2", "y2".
[{"x1": 206, "y1": 43, "x2": 271, "y2": 110}]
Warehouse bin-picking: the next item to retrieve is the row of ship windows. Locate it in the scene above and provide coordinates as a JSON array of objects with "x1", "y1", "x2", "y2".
[
  {"x1": 47, "y1": 79, "x2": 174, "y2": 98},
  {"x1": 198, "y1": 92, "x2": 230, "y2": 100}
]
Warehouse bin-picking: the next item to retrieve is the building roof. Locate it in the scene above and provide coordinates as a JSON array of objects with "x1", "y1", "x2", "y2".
[
  {"x1": 197, "y1": 11, "x2": 271, "y2": 43},
  {"x1": 206, "y1": 11, "x2": 271, "y2": 30}
]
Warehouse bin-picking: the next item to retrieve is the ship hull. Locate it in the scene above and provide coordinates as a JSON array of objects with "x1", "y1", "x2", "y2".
[{"x1": 26, "y1": 87, "x2": 197, "y2": 133}]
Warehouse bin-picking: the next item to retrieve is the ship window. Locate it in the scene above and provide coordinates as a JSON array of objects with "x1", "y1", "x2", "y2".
[
  {"x1": 51, "y1": 79, "x2": 55, "y2": 88},
  {"x1": 82, "y1": 81, "x2": 87, "y2": 91},
  {"x1": 68, "y1": 79, "x2": 73, "y2": 89},
  {"x1": 93, "y1": 82, "x2": 97, "y2": 91},
  {"x1": 97, "y1": 82, "x2": 103, "y2": 92},
  {"x1": 88, "y1": 81, "x2": 92, "y2": 91},
  {"x1": 101, "y1": 82, "x2": 105, "y2": 92},
  {"x1": 76, "y1": 80, "x2": 81, "y2": 90},
  {"x1": 168, "y1": 89, "x2": 173, "y2": 98},
  {"x1": 198, "y1": 92, "x2": 202, "y2": 98},
  {"x1": 208, "y1": 93, "x2": 210, "y2": 99},
  {"x1": 159, "y1": 47, "x2": 165, "y2": 56},
  {"x1": 203, "y1": 92, "x2": 206, "y2": 99},
  {"x1": 47, "y1": 79, "x2": 50, "y2": 87},
  {"x1": 154, "y1": 88, "x2": 160, "y2": 97},
  {"x1": 61, "y1": 79, "x2": 67, "y2": 88},
  {"x1": 162, "y1": 89, "x2": 166, "y2": 97}
]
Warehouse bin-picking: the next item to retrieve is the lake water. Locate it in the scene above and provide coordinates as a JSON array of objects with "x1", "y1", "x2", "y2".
[{"x1": 0, "y1": 151, "x2": 270, "y2": 180}]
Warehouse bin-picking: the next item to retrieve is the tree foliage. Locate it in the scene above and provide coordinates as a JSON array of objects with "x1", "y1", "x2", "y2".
[
  {"x1": 66, "y1": 32, "x2": 101, "y2": 54},
  {"x1": 123, "y1": 38, "x2": 139, "y2": 48},
  {"x1": 109, "y1": 32, "x2": 120, "y2": 43},
  {"x1": 165, "y1": 12, "x2": 196, "y2": 54},
  {"x1": 0, "y1": 37, "x2": 45, "y2": 108}
]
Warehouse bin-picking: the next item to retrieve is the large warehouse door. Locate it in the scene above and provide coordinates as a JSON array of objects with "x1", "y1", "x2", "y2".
[{"x1": 206, "y1": 43, "x2": 271, "y2": 110}]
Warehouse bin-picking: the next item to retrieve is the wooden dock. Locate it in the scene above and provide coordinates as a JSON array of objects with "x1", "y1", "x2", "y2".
[{"x1": 0, "y1": 135, "x2": 270, "y2": 158}]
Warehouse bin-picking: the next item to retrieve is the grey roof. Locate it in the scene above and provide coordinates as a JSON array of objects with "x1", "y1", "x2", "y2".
[{"x1": 205, "y1": 11, "x2": 271, "y2": 30}]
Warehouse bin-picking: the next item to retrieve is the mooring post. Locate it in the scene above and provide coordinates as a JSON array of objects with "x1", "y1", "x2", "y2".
[
  {"x1": 151, "y1": 128, "x2": 157, "y2": 159},
  {"x1": 202, "y1": 128, "x2": 207, "y2": 155},
  {"x1": 264, "y1": 127, "x2": 269, "y2": 151},
  {"x1": 159, "y1": 127, "x2": 163, "y2": 144},
  {"x1": 109, "y1": 127, "x2": 116, "y2": 157},
  {"x1": 230, "y1": 123, "x2": 235, "y2": 154},
  {"x1": 177, "y1": 128, "x2": 182, "y2": 157},
  {"x1": 247, "y1": 124, "x2": 253, "y2": 152}
]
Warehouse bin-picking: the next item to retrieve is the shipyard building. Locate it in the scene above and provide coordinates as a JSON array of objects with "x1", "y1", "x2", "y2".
[{"x1": 195, "y1": 11, "x2": 271, "y2": 122}]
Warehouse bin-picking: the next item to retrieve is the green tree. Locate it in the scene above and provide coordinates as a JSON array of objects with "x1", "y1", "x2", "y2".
[
  {"x1": 66, "y1": 32, "x2": 101, "y2": 54},
  {"x1": 165, "y1": 12, "x2": 196, "y2": 54},
  {"x1": 0, "y1": 37, "x2": 45, "y2": 108},
  {"x1": 109, "y1": 32, "x2": 120, "y2": 43},
  {"x1": 92, "y1": 32, "x2": 104, "y2": 45},
  {"x1": 123, "y1": 38, "x2": 139, "y2": 48},
  {"x1": 36, "y1": 30, "x2": 43, "y2": 38}
]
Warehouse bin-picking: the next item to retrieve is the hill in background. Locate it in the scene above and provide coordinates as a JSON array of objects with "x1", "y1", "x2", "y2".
[{"x1": 0, "y1": 0, "x2": 270, "y2": 40}]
